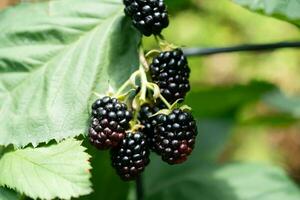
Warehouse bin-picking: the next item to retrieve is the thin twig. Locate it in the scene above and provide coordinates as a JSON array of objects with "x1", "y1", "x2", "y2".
[{"x1": 183, "y1": 41, "x2": 300, "y2": 56}]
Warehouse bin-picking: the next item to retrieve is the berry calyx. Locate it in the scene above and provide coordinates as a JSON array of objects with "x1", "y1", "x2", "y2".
[
  {"x1": 111, "y1": 131, "x2": 150, "y2": 181},
  {"x1": 150, "y1": 49, "x2": 191, "y2": 104},
  {"x1": 123, "y1": 0, "x2": 169, "y2": 36},
  {"x1": 89, "y1": 96, "x2": 132, "y2": 150}
]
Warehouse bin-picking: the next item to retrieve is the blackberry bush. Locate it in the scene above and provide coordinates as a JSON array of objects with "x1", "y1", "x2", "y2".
[
  {"x1": 89, "y1": 96, "x2": 133, "y2": 150},
  {"x1": 150, "y1": 109, "x2": 197, "y2": 164},
  {"x1": 111, "y1": 131, "x2": 150, "y2": 181},
  {"x1": 150, "y1": 49, "x2": 191, "y2": 103},
  {"x1": 123, "y1": 0, "x2": 169, "y2": 36}
]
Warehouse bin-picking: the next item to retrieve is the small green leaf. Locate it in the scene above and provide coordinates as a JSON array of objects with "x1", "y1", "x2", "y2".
[
  {"x1": 0, "y1": 187, "x2": 19, "y2": 200},
  {"x1": 195, "y1": 118, "x2": 233, "y2": 162},
  {"x1": 0, "y1": 139, "x2": 92, "y2": 199},
  {"x1": 186, "y1": 81, "x2": 275, "y2": 118},
  {"x1": 0, "y1": 0, "x2": 140, "y2": 147},
  {"x1": 234, "y1": 0, "x2": 300, "y2": 27},
  {"x1": 145, "y1": 163, "x2": 300, "y2": 200}
]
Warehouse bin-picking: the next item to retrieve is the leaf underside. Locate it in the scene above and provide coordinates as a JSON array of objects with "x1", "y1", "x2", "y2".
[
  {"x1": 145, "y1": 162, "x2": 300, "y2": 200},
  {"x1": 0, "y1": 0, "x2": 141, "y2": 147},
  {"x1": 263, "y1": 90, "x2": 300, "y2": 118}
]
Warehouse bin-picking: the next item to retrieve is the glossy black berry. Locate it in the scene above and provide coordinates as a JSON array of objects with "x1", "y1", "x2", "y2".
[
  {"x1": 150, "y1": 49, "x2": 191, "y2": 104},
  {"x1": 123, "y1": 0, "x2": 169, "y2": 36},
  {"x1": 150, "y1": 109, "x2": 197, "y2": 164},
  {"x1": 111, "y1": 132, "x2": 150, "y2": 181},
  {"x1": 139, "y1": 104, "x2": 160, "y2": 151},
  {"x1": 89, "y1": 96, "x2": 132, "y2": 150}
]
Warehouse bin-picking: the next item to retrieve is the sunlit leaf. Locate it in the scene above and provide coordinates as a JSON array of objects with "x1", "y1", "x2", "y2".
[
  {"x1": 0, "y1": 0, "x2": 140, "y2": 147},
  {"x1": 0, "y1": 139, "x2": 92, "y2": 199}
]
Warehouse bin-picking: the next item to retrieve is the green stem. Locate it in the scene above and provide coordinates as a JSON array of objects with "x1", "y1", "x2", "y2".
[
  {"x1": 116, "y1": 79, "x2": 132, "y2": 96},
  {"x1": 131, "y1": 105, "x2": 141, "y2": 130},
  {"x1": 136, "y1": 175, "x2": 144, "y2": 200},
  {"x1": 116, "y1": 70, "x2": 139, "y2": 96},
  {"x1": 158, "y1": 94, "x2": 172, "y2": 109},
  {"x1": 139, "y1": 47, "x2": 149, "y2": 72},
  {"x1": 154, "y1": 35, "x2": 160, "y2": 46},
  {"x1": 146, "y1": 84, "x2": 172, "y2": 109},
  {"x1": 157, "y1": 34, "x2": 165, "y2": 41},
  {"x1": 145, "y1": 49, "x2": 161, "y2": 58},
  {"x1": 139, "y1": 65, "x2": 148, "y2": 102}
]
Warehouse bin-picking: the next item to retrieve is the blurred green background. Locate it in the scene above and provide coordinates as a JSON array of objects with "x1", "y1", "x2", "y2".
[{"x1": 144, "y1": 0, "x2": 300, "y2": 182}]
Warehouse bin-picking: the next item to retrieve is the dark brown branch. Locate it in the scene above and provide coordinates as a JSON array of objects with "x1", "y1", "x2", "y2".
[{"x1": 183, "y1": 41, "x2": 300, "y2": 56}]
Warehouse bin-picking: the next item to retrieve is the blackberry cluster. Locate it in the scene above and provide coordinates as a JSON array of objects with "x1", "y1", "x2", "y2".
[
  {"x1": 140, "y1": 108, "x2": 197, "y2": 164},
  {"x1": 89, "y1": 96, "x2": 132, "y2": 150},
  {"x1": 111, "y1": 132, "x2": 150, "y2": 181},
  {"x1": 87, "y1": 0, "x2": 199, "y2": 182},
  {"x1": 150, "y1": 49, "x2": 191, "y2": 104},
  {"x1": 123, "y1": 0, "x2": 169, "y2": 36}
]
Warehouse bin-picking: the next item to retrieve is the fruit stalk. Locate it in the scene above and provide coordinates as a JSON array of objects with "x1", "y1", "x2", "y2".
[{"x1": 136, "y1": 175, "x2": 144, "y2": 200}]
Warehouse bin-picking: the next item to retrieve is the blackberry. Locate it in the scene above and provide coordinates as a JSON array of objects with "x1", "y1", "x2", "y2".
[
  {"x1": 89, "y1": 96, "x2": 132, "y2": 150},
  {"x1": 139, "y1": 104, "x2": 160, "y2": 151},
  {"x1": 150, "y1": 49, "x2": 191, "y2": 104},
  {"x1": 123, "y1": 0, "x2": 169, "y2": 36},
  {"x1": 151, "y1": 109, "x2": 197, "y2": 164},
  {"x1": 111, "y1": 132, "x2": 150, "y2": 181}
]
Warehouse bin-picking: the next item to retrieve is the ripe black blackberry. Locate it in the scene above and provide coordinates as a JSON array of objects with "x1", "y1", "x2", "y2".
[
  {"x1": 151, "y1": 109, "x2": 197, "y2": 164},
  {"x1": 139, "y1": 104, "x2": 160, "y2": 151},
  {"x1": 89, "y1": 96, "x2": 132, "y2": 150},
  {"x1": 123, "y1": 0, "x2": 169, "y2": 36},
  {"x1": 150, "y1": 49, "x2": 191, "y2": 104},
  {"x1": 111, "y1": 132, "x2": 150, "y2": 181}
]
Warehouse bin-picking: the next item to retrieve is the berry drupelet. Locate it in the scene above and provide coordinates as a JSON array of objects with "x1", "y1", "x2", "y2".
[
  {"x1": 123, "y1": 0, "x2": 169, "y2": 36},
  {"x1": 111, "y1": 132, "x2": 150, "y2": 181},
  {"x1": 151, "y1": 109, "x2": 197, "y2": 164},
  {"x1": 89, "y1": 96, "x2": 132, "y2": 150},
  {"x1": 150, "y1": 49, "x2": 191, "y2": 104},
  {"x1": 139, "y1": 104, "x2": 160, "y2": 151}
]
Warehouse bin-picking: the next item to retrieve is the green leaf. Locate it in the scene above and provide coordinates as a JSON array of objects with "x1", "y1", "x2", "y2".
[
  {"x1": 0, "y1": 0, "x2": 140, "y2": 147},
  {"x1": 195, "y1": 118, "x2": 233, "y2": 162},
  {"x1": 145, "y1": 163, "x2": 300, "y2": 200},
  {"x1": 186, "y1": 81, "x2": 275, "y2": 118},
  {"x1": 234, "y1": 0, "x2": 300, "y2": 27},
  {"x1": 0, "y1": 139, "x2": 92, "y2": 199},
  {"x1": 263, "y1": 90, "x2": 300, "y2": 118},
  {"x1": 0, "y1": 187, "x2": 19, "y2": 200}
]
